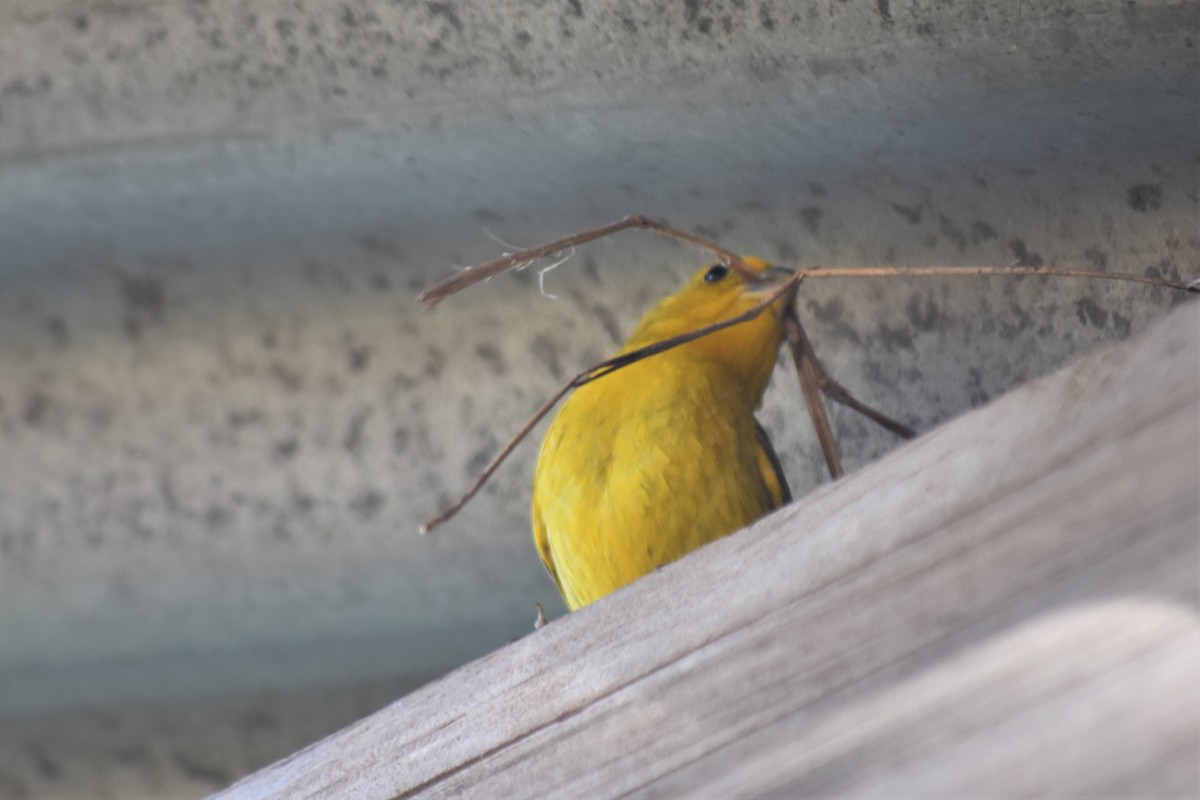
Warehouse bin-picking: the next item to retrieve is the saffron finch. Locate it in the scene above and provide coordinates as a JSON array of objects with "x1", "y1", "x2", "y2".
[{"x1": 532, "y1": 257, "x2": 794, "y2": 610}]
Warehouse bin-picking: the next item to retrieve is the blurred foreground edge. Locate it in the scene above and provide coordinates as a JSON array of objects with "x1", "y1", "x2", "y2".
[{"x1": 216, "y1": 303, "x2": 1199, "y2": 800}]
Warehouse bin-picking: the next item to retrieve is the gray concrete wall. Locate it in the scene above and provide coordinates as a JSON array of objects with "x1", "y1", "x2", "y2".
[{"x1": 1, "y1": 0, "x2": 1197, "y2": 796}]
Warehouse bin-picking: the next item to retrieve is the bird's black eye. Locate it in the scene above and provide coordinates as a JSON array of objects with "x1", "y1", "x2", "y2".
[{"x1": 704, "y1": 264, "x2": 729, "y2": 283}]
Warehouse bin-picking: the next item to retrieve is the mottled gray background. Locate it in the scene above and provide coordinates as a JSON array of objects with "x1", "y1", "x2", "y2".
[{"x1": 1, "y1": 0, "x2": 1197, "y2": 796}]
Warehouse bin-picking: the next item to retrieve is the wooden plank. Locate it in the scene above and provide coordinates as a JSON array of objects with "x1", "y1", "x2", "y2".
[{"x1": 216, "y1": 303, "x2": 1200, "y2": 800}]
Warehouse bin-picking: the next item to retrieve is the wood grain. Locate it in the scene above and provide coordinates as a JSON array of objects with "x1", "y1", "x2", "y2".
[{"x1": 216, "y1": 303, "x2": 1200, "y2": 800}]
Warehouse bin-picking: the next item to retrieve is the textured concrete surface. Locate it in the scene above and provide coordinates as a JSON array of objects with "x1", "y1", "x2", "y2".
[{"x1": 1, "y1": 0, "x2": 1197, "y2": 796}]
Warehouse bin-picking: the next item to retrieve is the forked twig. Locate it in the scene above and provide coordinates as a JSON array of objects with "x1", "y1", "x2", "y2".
[
  {"x1": 419, "y1": 273, "x2": 803, "y2": 534},
  {"x1": 781, "y1": 304, "x2": 920, "y2": 480},
  {"x1": 785, "y1": 306, "x2": 918, "y2": 444}
]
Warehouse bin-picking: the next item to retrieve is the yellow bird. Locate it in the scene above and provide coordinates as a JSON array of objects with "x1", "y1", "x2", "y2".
[{"x1": 531, "y1": 257, "x2": 794, "y2": 610}]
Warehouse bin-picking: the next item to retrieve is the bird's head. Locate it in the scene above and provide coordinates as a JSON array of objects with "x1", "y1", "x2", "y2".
[{"x1": 622, "y1": 256, "x2": 795, "y2": 403}]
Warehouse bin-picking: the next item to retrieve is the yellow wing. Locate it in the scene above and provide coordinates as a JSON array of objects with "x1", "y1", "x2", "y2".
[{"x1": 754, "y1": 418, "x2": 792, "y2": 509}]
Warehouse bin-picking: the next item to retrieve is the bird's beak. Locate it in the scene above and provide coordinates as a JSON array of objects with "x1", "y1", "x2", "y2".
[
  {"x1": 745, "y1": 266, "x2": 796, "y2": 294},
  {"x1": 759, "y1": 266, "x2": 795, "y2": 282}
]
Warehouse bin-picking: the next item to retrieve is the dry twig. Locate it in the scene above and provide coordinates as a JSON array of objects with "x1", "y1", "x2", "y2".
[{"x1": 418, "y1": 215, "x2": 1196, "y2": 533}]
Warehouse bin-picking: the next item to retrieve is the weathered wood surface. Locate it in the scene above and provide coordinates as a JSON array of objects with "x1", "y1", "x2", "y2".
[{"x1": 216, "y1": 303, "x2": 1200, "y2": 800}]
